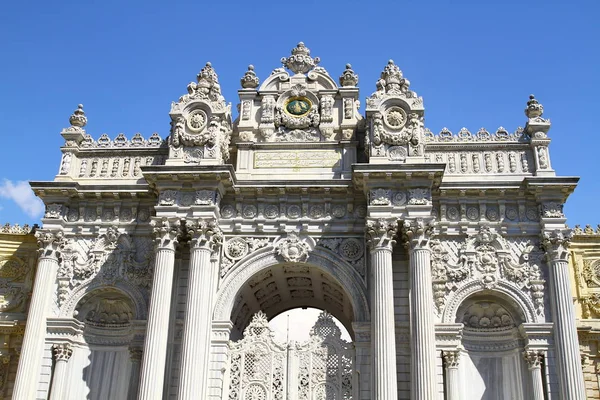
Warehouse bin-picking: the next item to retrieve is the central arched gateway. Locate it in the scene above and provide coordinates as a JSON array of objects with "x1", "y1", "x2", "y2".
[{"x1": 209, "y1": 246, "x2": 370, "y2": 400}]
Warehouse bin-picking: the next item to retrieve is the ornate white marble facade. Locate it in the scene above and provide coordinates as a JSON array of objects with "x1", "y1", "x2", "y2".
[{"x1": 7, "y1": 43, "x2": 586, "y2": 399}]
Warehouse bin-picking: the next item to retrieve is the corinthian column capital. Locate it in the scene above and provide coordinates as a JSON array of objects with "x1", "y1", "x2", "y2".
[
  {"x1": 150, "y1": 217, "x2": 181, "y2": 251},
  {"x1": 52, "y1": 343, "x2": 73, "y2": 362},
  {"x1": 186, "y1": 218, "x2": 222, "y2": 251},
  {"x1": 365, "y1": 218, "x2": 398, "y2": 251},
  {"x1": 523, "y1": 350, "x2": 543, "y2": 369},
  {"x1": 442, "y1": 350, "x2": 460, "y2": 368},
  {"x1": 402, "y1": 218, "x2": 434, "y2": 250},
  {"x1": 35, "y1": 230, "x2": 66, "y2": 259},
  {"x1": 541, "y1": 229, "x2": 572, "y2": 262}
]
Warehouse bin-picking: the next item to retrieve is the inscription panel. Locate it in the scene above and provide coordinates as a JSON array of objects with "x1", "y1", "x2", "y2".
[{"x1": 254, "y1": 150, "x2": 341, "y2": 169}]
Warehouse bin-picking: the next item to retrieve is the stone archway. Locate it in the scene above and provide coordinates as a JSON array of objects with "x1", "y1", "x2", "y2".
[
  {"x1": 210, "y1": 246, "x2": 369, "y2": 400},
  {"x1": 213, "y1": 246, "x2": 370, "y2": 335}
]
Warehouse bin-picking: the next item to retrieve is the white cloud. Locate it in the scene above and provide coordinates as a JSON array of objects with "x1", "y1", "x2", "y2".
[{"x1": 0, "y1": 180, "x2": 44, "y2": 218}]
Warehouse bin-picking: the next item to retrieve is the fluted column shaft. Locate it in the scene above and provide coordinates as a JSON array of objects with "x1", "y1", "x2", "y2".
[
  {"x1": 523, "y1": 351, "x2": 545, "y2": 400},
  {"x1": 178, "y1": 219, "x2": 221, "y2": 400},
  {"x1": 49, "y1": 343, "x2": 73, "y2": 400},
  {"x1": 442, "y1": 351, "x2": 460, "y2": 400},
  {"x1": 138, "y1": 219, "x2": 179, "y2": 400},
  {"x1": 366, "y1": 218, "x2": 398, "y2": 400},
  {"x1": 405, "y1": 220, "x2": 438, "y2": 400},
  {"x1": 543, "y1": 230, "x2": 586, "y2": 400},
  {"x1": 13, "y1": 231, "x2": 64, "y2": 400}
]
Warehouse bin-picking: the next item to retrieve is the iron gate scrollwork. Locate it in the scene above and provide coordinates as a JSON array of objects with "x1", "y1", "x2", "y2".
[{"x1": 228, "y1": 311, "x2": 355, "y2": 400}]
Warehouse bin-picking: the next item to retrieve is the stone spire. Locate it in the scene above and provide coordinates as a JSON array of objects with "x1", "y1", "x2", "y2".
[
  {"x1": 69, "y1": 104, "x2": 87, "y2": 128},
  {"x1": 240, "y1": 65, "x2": 260, "y2": 89},
  {"x1": 281, "y1": 42, "x2": 320, "y2": 74},
  {"x1": 339, "y1": 64, "x2": 359, "y2": 87}
]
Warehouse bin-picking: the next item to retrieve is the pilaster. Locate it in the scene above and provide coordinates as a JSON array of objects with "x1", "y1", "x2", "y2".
[
  {"x1": 442, "y1": 350, "x2": 460, "y2": 400},
  {"x1": 523, "y1": 350, "x2": 545, "y2": 400},
  {"x1": 49, "y1": 343, "x2": 73, "y2": 400},
  {"x1": 128, "y1": 346, "x2": 143, "y2": 400}
]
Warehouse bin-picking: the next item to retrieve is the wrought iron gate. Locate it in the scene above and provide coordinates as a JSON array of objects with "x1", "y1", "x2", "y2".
[{"x1": 227, "y1": 311, "x2": 355, "y2": 400}]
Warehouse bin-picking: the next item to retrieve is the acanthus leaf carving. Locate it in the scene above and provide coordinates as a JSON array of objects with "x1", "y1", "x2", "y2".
[{"x1": 365, "y1": 218, "x2": 398, "y2": 251}]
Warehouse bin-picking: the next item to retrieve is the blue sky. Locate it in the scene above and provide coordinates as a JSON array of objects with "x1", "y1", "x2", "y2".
[{"x1": 0, "y1": 0, "x2": 598, "y2": 227}]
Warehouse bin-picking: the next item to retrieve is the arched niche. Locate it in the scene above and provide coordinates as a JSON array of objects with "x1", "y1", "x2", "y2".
[
  {"x1": 70, "y1": 287, "x2": 138, "y2": 400},
  {"x1": 453, "y1": 292, "x2": 531, "y2": 400}
]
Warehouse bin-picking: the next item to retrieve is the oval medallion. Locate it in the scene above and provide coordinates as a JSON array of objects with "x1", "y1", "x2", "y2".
[{"x1": 285, "y1": 97, "x2": 311, "y2": 117}]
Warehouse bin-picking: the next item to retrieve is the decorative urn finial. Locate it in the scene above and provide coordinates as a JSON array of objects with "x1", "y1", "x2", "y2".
[
  {"x1": 69, "y1": 104, "x2": 87, "y2": 128},
  {"x1": 281, "y1": 42, "x2": 320, "y2": 74},
  {"x1": 197, "y1": 62, "x2": 219, "y2": 87},
  {"x1": 240, "y1": 65, "x2": 260, "y2": 89},
  {"x1": 339, "y1": 63, "x2": 359, "y2": 87},
  {"x1": 525, "y1": 94, "x2": 544, "y2": 118},
  {"x1": 379, "y1": 60, "x2": 410, "y2": 94}
]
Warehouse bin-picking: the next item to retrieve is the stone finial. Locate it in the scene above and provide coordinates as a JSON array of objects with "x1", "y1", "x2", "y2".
[
  {"x1": 69, "y1": 104, "x2": 87, "y2": 128},
  {"x1": 281, "y1": 42, "x2": 320, "y2": 74},
  {"x1": 197, "y1": 62, "x2": 219, "y2": 86},
  {"x1": 240, "y1": 65, "x2": 260, "y2": 89},
  {"x1": 339, "y1": 63, "x2": 359, "y2": 87},
  {"x1": 378, "y1": 60, "x2": 411, "y2": 94},
  {"x1": 525, "y1": 94, "x2": 544, "y2": 118}
]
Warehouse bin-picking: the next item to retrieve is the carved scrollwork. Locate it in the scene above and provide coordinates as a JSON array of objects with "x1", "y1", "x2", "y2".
[
  {"x1": 433, "y1": 227, "x2": 546, "y2": 317},
  {"x1": 276, "y1": 232, "x2": 310, "y2": 263},
  {"x1": 36, "y1": 230, "x2": 66, "y2": 260}
]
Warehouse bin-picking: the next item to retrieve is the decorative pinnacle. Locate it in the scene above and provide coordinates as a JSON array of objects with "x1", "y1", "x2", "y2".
[
  {"x1": 378, "y1": 60, "x2": 410, "y2": 94},
  {"x1": 240, "y1": 64, "x2": 260, "y2": 89},
  {"x1": 281, "y1": 42, "x2": 320, "y2": 74},
  {"x1": 525, "y1": 94, "x2": 544, "y2": 118},
  {"x1": 339, "y1": 63, "x2": 359, "y2": 87},
  {"x1": 197, "y1": 62, "x2": 219, "y2": 86},
  {"x1": 69, "y1": 104, "x2": 87, "y2": 128}
]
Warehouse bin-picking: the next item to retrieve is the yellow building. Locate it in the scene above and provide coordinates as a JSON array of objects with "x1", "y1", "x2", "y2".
[
  {"x1": 570, "y1": 224, "x2": 600, "y2": 399},
  {"x1": 0, "y1": 223, "x2": 38, "y2": 399}
]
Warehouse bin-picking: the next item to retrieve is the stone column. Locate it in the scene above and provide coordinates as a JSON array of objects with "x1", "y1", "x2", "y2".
[
  {"x1": 365, "y1": 218, "x2": 398, "y2": 400},
  {"x1": 178, "y1": 219, "x2": 222, "y2": 400},
  {"x1": 128, "y1": 347, "x2": 143, "y2": 400},
  {"x1": 13, "y1": 231, "x2": 65, "y2": 400},
  {"x1": 542, "y1": 230, "x2": 586, "y2": 399},
  {"x1": 404, "y1": 219, "x2": 438, "y2": 400},
  {"x1": 49, "y1": 343, "x2": 73, "y2": 400},
  {"x1": 523, "y1": 350, "x2": 545, "y2": 400},
  {"x1": 137, "y1": 219, "x2": 180, "y2": 400},
  {"x1": 442, "y1": 350, "x2": 460, "y2": 400}
]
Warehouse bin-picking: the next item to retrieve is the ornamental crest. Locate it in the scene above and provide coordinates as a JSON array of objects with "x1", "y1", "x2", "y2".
[
  {"x1": 432, "y1": 226, "x2": 546, "y2": 316},
  {"x1": 276, "y1": 232, "x2": 310, "y2": 263}
]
